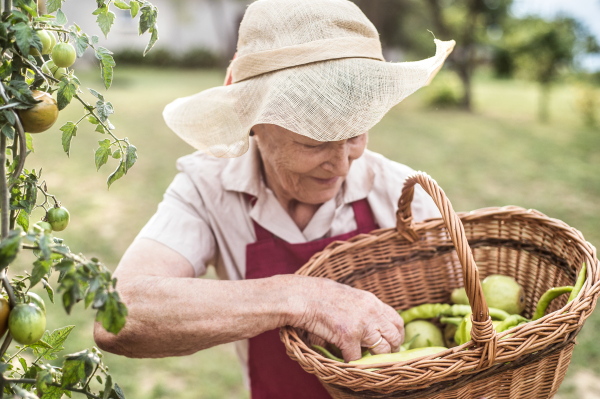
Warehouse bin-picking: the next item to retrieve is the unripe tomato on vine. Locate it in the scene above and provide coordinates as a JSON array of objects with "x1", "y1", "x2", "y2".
[{"x1": 47, "y1": 205, "x2": 70, "y2": 231}]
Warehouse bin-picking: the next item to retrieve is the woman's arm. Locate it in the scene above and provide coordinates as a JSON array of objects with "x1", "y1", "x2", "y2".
[{"x1": 94, "y1": 238, "x2": 404, "y2": 361}]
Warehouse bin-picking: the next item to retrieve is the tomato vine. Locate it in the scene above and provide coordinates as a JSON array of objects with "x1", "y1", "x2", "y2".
[{"x1": 0, "y1": 0, "x2": 159, "y2": 397}]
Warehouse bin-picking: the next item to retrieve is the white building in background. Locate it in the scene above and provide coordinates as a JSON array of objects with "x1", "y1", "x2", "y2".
[{"x1": 61, "y1": 0, "x2": 249, "y2": 59}]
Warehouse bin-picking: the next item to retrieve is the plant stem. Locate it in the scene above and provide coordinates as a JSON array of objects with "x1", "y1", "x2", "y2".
[
  {"x1": 0, "y1": 80, "x2": 27, "y2": 184},
  {"x1": 0, "y1": 135, "x2": 8, "y2": 239}
]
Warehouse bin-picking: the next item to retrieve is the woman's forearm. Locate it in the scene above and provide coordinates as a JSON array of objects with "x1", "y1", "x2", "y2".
[{"x1": 94, "y1": 274, "x2": 294, "y2": 358}]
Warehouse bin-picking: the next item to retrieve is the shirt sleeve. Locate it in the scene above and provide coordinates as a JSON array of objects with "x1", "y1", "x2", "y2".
[{"x1": 135, "y1": 172, "x2": 217, "y2": 277}]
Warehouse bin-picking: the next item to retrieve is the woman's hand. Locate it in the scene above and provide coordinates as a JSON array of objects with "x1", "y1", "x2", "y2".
[{"x1": 277, "y1": 274, "x2": 404, "y2": 362}]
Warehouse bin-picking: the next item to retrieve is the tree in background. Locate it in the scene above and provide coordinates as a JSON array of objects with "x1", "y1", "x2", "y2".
[
  {"x1": 352, "y1": 0, "x2": 513, "y2": 111},
  {"x1": 500, "y1": 17, "x2": 599, "y2": 122}
]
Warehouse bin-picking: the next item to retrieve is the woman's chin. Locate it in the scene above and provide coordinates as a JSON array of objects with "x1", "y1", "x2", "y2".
[{"x1": 296, "y1": 181, "x2": 344, "y2": 205}]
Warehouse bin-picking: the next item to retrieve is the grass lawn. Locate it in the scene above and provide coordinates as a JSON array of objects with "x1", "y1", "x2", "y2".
[{"x1": 7, "y1": 66, "x2": 600, "y2": 398}]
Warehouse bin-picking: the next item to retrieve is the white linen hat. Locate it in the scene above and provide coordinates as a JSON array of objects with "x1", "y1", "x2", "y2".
[{"x1": 163, "y1": 0, "x2": 455, "y2": 158}]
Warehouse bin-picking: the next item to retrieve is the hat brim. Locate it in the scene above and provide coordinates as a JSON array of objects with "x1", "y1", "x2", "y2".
[{"x1": 163, "y1": 39, "x2": 455, "y2": 158}]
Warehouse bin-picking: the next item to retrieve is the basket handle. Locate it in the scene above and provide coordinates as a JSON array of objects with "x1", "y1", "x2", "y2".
[{"x1": 396, "y1": 172, "x2": 498, "y2": 367}]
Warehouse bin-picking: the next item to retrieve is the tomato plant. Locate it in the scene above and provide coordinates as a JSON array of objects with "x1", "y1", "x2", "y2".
[{"x1": 0, "y1": 0, "x2": 160, "y2": 397}]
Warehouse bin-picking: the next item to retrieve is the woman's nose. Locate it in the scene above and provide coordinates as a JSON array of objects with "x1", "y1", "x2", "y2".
[{"x1": 322, "y1": 142, "x2": 351, "y2": 174}]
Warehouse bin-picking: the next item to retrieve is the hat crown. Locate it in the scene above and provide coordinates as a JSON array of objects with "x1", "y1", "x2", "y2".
[{"x1": 237, "y1": 0, "x2": 379, "y2": 58}]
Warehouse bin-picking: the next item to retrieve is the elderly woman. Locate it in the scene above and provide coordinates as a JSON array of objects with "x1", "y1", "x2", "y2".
[{"x1": 94, "y1": 0, "x2": 454, "y2": 397}]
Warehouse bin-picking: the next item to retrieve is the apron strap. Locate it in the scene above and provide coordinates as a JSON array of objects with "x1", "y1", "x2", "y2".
[{"x1": 351, "y1": 197, "x2": 378, "y2": 231}]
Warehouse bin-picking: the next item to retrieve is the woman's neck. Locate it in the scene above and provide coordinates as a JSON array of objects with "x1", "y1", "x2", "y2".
[{"x1": 260, "y1": 158, "x2": 321, "y2": 232}]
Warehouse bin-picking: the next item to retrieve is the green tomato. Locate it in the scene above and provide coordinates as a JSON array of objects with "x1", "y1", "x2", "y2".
[
  {"x1": 8, "y1": 303, "x2": 46, "y2": 345},
  {"x1": 34, "y1": 221, "x2": 52, "y2": 235},
  {"x1": 30, "y1": 30, "x2": 51, "y2": 57},
  {"x1": 48, "y1": 31, "x2": 57, "y2": 53},
  {"x1": 51, "y1": 43, "x2": 76, "y2": 68},
  {"x1": 47, "y1": 206, "x2": 70, "y2": 231},
  {"x1": 41, "y1": 60, "x2": 57, "y2": 76},
  {"x1": 25, "y1": 292, "x2": 46, "y2": 315}
]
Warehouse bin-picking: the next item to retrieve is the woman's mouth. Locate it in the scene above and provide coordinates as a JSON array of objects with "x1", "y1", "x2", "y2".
[{"x1": 312, "y1": 176, "x2": 340, "y2": 185}]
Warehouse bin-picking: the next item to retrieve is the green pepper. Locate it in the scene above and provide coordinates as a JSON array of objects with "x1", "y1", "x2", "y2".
[
  {"x1": 440, "y1": 316, "x2": 462, "y2": 326},
  {"x1": 567, "y1": 263, "x2": 587, "y2": 303},
  {"x1": 531, "y1": 286, "x2": 573, "y2": 321},
  {"x1": 440, "y1": 304, "x2": 509, "y2": 320},
  {"x1": 399, "y1": 303, "x2": 451, "y2": 324},
  {"x1": 494, "y1": 314, "x2": 529, "y2": 333},
  {"x1": 454, "y1": 314, "x2": 472, "y2": 345},
  {"x1": 400, "y1": 334, "x2": 419, "y2": 351},
  {"x1": 349, "y1": 347, "x2": 447, "y2": 365},
  {"x1": 312, "y1": 345, "x2": 343, "y2": 362}
]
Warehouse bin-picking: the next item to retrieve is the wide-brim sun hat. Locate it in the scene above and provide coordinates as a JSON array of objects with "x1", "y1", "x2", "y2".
[{"x1": 163, "y1": 0, "x2": 455, "y2": 158}]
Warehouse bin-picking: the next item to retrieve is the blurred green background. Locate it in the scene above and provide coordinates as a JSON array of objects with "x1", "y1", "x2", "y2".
[{"x1": 9, "y1": 64, "x2": 598, "y2": 398}]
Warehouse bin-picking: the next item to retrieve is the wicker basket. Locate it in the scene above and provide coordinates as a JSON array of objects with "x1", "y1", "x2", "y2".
[{"x1": 280, "y1": 172, "x2": 599, "y2": 399}]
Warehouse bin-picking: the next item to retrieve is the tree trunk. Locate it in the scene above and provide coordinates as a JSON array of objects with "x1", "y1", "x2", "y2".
[{"x1": 538, "y1": 83, "x2": 551, "y2": 123}]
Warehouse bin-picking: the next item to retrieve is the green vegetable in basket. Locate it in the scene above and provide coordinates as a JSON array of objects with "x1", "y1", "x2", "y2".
[
  {"x1": 399, "y1": 303, "x2": 450, "y2": 324},
  {"x1": 482, "y1": 275, "x2": 526, "y2": 315},
  {"x1": 348, "y1": 347, "x2": 447, "y2": 365},
  {"x1": 312, "y1": 345, "x2": 343, "y2": 362},
  {"x1": 494, "y1": 314, "x2": 529, "y2": 333},
  {"x1": 567, "y1": 263, "x2": 587, "y2": 303},
  {"x1": 443, "y1": 324, "x2": 458, "y2": 348},
  {"x1": 454, "y1": 314, "x2": 472, "y2": 345},
  {"x1": 441, "y1": 304, "x2": 510, "y2": 321},
  {"x1": 451, "y1": 287, "x2": 469, "y2": 305},
  {"x1": 400, "y1": 334, "x2": 419, "y2": 351},
  {"x1": 531, "y1": 286, "x2": 573, "y2": 321},
  {"x1": 405, "y1": 320, "x2": 445, "y2": 349},
  {"x1": 440, "y1": 316, "x2": 462, "y2": 326}
]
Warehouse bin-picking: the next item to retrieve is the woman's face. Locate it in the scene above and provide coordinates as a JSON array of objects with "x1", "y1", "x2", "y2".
[{"x1": 253, "y1": 124, "x2": 368, "y2": 205}]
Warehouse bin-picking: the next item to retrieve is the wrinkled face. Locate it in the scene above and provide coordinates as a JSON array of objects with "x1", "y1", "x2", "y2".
[{"x1": 253, "y1": 124, "x2": 368, "y2": 205}]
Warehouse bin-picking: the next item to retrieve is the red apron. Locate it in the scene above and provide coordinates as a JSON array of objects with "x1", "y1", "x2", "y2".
[{"x1": 245, "y1": 198, "x2": 378, "y2": 399}]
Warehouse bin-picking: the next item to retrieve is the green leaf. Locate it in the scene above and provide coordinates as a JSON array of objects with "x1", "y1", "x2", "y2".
[
  {"x1": 95, "y1": 139, "x2": 112, "y2": 171},
  {"x1": 96, "y1": 100, "x2": 114, "y2": 122},
  {"x1": 16, "y1": 210, "x2": 29, "y2": 231},
  {"x1": 54, "y1": 258, "x2": 75, "y2": 273},
  {"x1": 69, "y1": 32, "x2": 89, "y2": 58},
  {"x1": 130, "y1": 1, "x2": 140, "y2": 18},
  {"x1": 103, "y1": 375, "x2": 113, "y2": 399},
  {"x1": 46, "y1": 0, "x2": 65, "y2": 14},
  {"x1": 96, "y1": 292, "x2": 128, "y2": 334},
  {"x1": 107, "y1": 160, "x2": 125, "y2": 189},
  {"x1": 124, "y1": 143, "x2": 137, "y2": 173},
  {"x1": 88, "y1": 88, "x2": 104, "y2": 101},
  {"x1": 19, "y1": 356, "x2": 27, "y2": 372},
  {"x1": 36, "y1": 369, "x2": 53, "y2": 395},
  {"x1": 31, "y1": 326, "x2": 74, "y2": 360},
  {"x1": 62, "y1": 349, "x2": 99, "y2": 388},
  {"x1": 11, "y1": 22, "x2": 41, "y2": 56},
  {"x1": 57, "y1": 79, "x2": 78, "y2": 110},
  {"x1": 41, "y1": 386, "x2": 68, "y2": 399},
  {"x1": 91, "y1": 35, "x2": 99, "y2": 45},
  {"x1": 15, "y1": 0, "x2": 37, "y2": 17},
  {"x1": 2, "y1": 123, "x2": 15, "y2": 140},
  {"x1": 95, "y1": 47, "x2": 115, "y2": 89},
  {"x1": 45, "y1": 282, "x2": 55, "y2": 304},
  {"x1": 97, "y1": 8, "x2": 116, "y2": 38},
  {"x1": 60, "y1": 122, "x2": 77, "y2": 156},
  {"x1": 55, "y1": 9, "x2": 67, "y2": 25},
  {"x1": 0, "y1": 230, "x2": 22, "y2": 270},
  {"x1": 26, "y1": 132, "x2": 34, "y2": 152},
  {"x1": 95, "y1": 125, "x2": 105, "y2": 134},
  {"x1": 144, "y1": 26, "x2": 159, "y2": 56},
  {"x1": 112, "y1": 149, "x2": 121, "y2": 159},
  {"x1": 114, "y1": 0, "x2": 130, "y2": 10},
  {"x1": 6, "y1": 80, "x2": 39, "y2": 105},
  {"x1": 109, "y1": 383, "x2": 125, "y2": 399},
  {"x1": 139, "y1": 4, "x2": 157, "y2": 35},
  {"x1": 31, "y1": 259, "x2": 52, "y2": 288}
]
